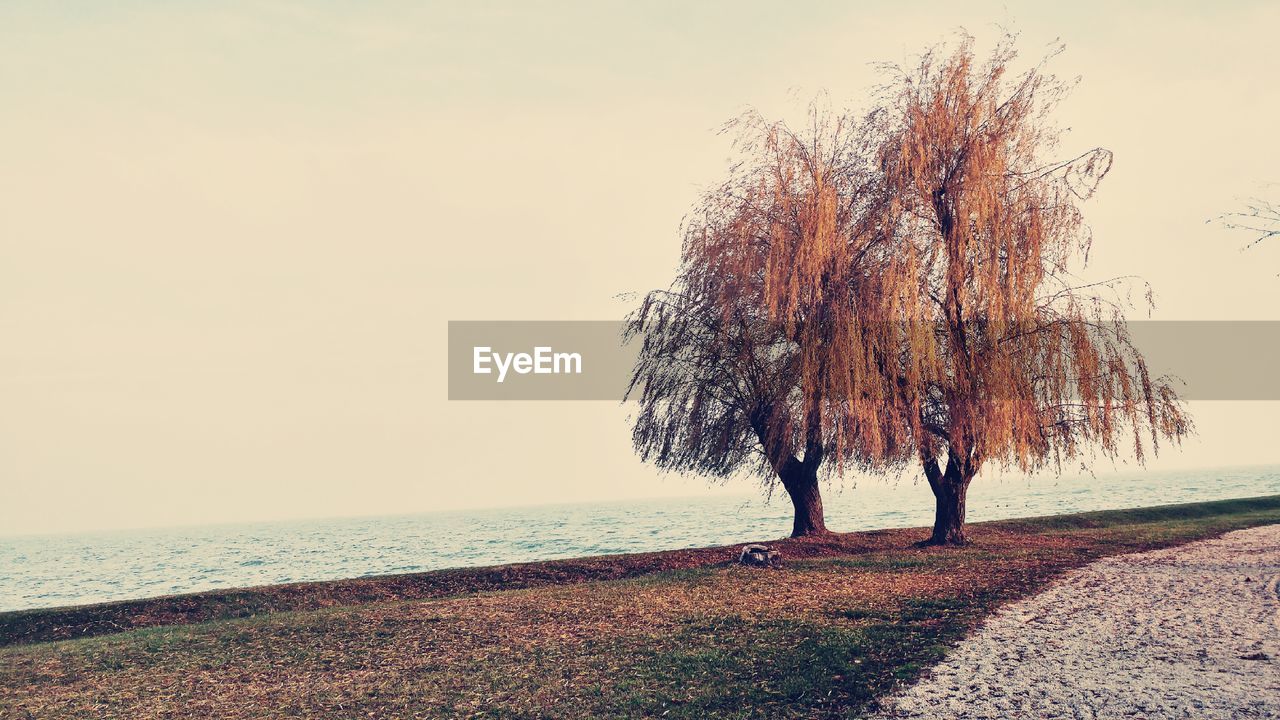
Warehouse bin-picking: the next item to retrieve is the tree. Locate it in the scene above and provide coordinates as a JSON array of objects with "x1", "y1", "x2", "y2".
[
  {"x1": 625, "y1": 105, "x2": 913, "y2": 537},
  {"x1": 873, "y1": 36, "x2": 1193, "y2": 544},
  {"x1": 1220, "y1": 196, "x2": 1280, "y2": 250},
  {"x1": 628, "y1": 34, "x2": 1192, "y2": 544}
]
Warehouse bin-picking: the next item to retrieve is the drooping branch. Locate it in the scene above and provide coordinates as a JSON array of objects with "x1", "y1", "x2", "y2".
[{"x1": 1219, "y1": 197, "x2": 1280, "y2": 249}]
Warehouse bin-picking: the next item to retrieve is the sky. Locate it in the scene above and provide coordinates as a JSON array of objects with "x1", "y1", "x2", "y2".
[{"x1": 3, "y1": 1, "x2": 1280, "y2": 536}]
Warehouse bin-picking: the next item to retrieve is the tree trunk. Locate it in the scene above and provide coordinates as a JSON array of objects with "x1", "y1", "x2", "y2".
[
  {"x1": 921, "y1": 455, "x2": 973, "y2": 546},
  {"x1": 928, "y1": 477, "x2": 969, "y2": 545},
  {"x1": 780, "y1": 462, "x2": 828, "y2": 537},
  {"x1": 751, "y1": 411, "x2": 827, "y2": 538}
]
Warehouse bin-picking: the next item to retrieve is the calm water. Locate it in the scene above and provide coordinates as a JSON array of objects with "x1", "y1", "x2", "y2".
[{"x1": 2, "y1": 464, "x2": 1278, "y2": 612}]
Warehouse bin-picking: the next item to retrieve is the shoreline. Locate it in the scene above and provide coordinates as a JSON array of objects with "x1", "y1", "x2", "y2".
[
  {"x1": 4, "y1": 494, "x2": 1279, "y2": 649},
  {"x1": 7, "y1": 464, "x2": 1277, "y2": 614}
]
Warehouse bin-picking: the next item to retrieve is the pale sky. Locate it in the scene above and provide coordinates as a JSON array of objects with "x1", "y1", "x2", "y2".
[{"x1": 3, "y1": 1, "x2": 1279, "y2": 536}]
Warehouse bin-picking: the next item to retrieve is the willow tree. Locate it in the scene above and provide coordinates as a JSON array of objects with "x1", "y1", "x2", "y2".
[
  {"x1": 1221, "y1": 197, "x2": 1280, "y2": 249},
  {"x1": 625, "y1": 105, "x2": 915, "y2": 537},
  {"x1": 875, "y1": 36, "x2": 1193, "y2": 545}
]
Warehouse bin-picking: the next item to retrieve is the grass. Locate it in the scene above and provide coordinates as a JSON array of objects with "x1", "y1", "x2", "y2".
[{"x1": 2, "y1": 495, "x2": 1278, "y2": 719}]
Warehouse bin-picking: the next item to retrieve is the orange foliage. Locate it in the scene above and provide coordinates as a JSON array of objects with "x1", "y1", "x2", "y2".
[{"x1": 628, "y1": 34, "x2": 1191, "y2": 541}]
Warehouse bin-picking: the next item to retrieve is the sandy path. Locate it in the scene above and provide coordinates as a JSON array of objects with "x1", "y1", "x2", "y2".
[{"x1": 874, "y1": 525, "x2": 1280, "y2": 719}]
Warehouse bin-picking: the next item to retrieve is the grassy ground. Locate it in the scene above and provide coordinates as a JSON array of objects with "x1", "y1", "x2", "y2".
[{"x1": 3, "y1": 495, "x2": 1279, "y2": 719}]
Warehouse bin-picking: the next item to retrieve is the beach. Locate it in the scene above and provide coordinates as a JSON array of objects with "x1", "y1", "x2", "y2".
[{"x1": 875, "y1": 524, "x2": 1280, "y2": 719}]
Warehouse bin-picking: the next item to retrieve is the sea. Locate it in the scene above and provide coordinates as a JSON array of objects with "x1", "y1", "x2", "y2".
[{"x1": 2, "y1": 464, "x2": 1278, "y2": 612}]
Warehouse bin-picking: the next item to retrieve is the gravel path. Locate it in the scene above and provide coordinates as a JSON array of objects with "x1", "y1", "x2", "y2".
[{"x1": 874, "y1": 525, "x2": 1280, "y2": 719}]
